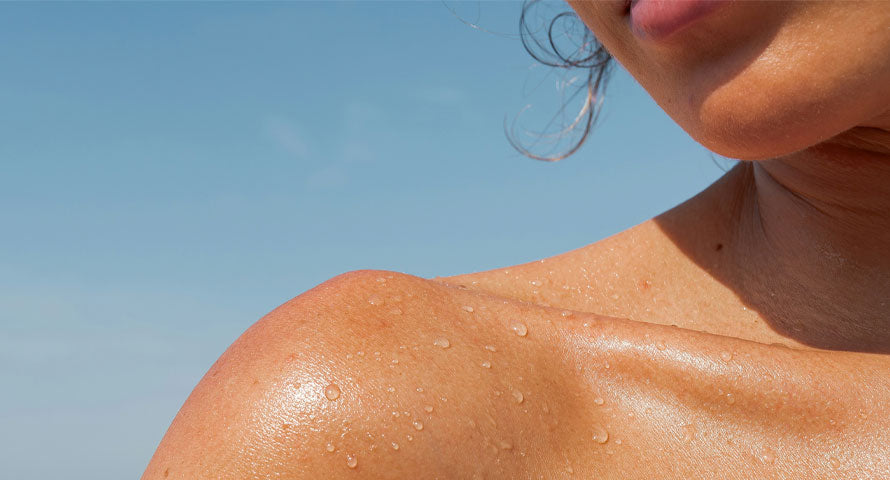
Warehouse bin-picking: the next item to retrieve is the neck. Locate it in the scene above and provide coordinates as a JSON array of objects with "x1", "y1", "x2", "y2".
[{"x1": 659, "y1": 127, "x2": 890, "y2": 352}]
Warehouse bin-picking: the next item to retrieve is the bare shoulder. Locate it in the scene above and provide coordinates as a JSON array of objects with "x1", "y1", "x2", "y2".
[
  {"x1": 142, "y1": 270, "x2": 890, "y2": 479},
  {"x1": 141, "y1": 270, "x2": 593, "y2": 479}
]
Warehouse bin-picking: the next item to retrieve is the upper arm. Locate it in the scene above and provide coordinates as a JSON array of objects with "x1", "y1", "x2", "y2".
[{"x1": 140, "y1": 269, "x2": 573, "y2": 479}]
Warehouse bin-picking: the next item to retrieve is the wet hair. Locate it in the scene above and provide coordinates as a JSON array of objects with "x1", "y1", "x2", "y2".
[{"x1": 511, "y1": 0, "x2": 613, "y2": 162}]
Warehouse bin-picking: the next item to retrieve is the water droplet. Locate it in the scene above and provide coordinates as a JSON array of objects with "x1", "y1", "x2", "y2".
[
  {"x1": 681, "y1": 423, "x2": 696, "y2": 443},
  {"x1": 416, "y1": 387, "x2": 424, "y2": 392},
  {"x1": 374, "y1": 351, "x2": 381, "y2": 357},
  {"x1": 512, "y1": 390, "x2": 524, "y2": 404},
  {"x1": 326, "y1": 442, "x2": 335, "y2": 452},
  {"x1": 376, "y1": 276, "x2": 386, "y2": 283},
  {"x1": 368, "y1": 294, "x2": 384, "y2": 306},
  {"x1": 481, "y1": 361, "x2": 491, "y2": 369},
  {"x1": 655, "y1": 341, "x2": 666, "y2": 351},
  {"x1": 498, "y1": 440, "x2": 513, "y2": 450},
  {"x1": 413, "y1": 420, "x2": 424, "y2": 431},
  {"x1": 324, "y1": 384, "x2": 341, "y2": 401},
  {"x1": 388, "y1": 307, "x2": 402, "y2": 315},
  {"x1": 726, "y1": 393, "x2": 736, "y2": 405},
  {"x1": 434, "y1": 338, "x2": 451, "y2": 349},
  {"x1": 566, "y1": 466, "x2": 574, "y2": 473},
  {"x1": 462, "y1": 305, "x2": 474, "y2": 313},
  {"x1": 720, "y1": 351, "x2": 733, "y2": 361},
  {"x1": 591, "y1": 424, "x2": 609, "y2": 444},
  {"x1": 357, "y1": 351, "x2": 365, "y2": 357},
  {"x1": 593, "y1": 397, "x2": 604, "y2": 406},
  {"x1": 560, "y1": 310, "x2": 573, "y2": 317},
  {"x1": 424, "y1": 405, "x2": 434, "y2": 413},
  {"x1": 484, "y1": 345, "x2": 497, "y2": 352},
  {"x1": 406, "y1": 434, "x2": 414, "y2": 441},
  {"x1": 345, "y1": 353, "x2": 353, "y2": 360},
  {"x1": 829, "y1": 456, "x2": 840, "y2": 469},
  {"x1": 387, "y1": 386, "x2": 395, "y2": 393},
  {"x1": 346, "y1": 454, "x2": 358, "y2": 469},
  {"x1": 759, "y1": 447, "x2": 776, "y2": 464},
  {"x1": 392, "y1": 410, "x2": 400, "y2": 417},
  {"x1": 391, "y1": 358, "x2": 399, "y2": 365},
  {"x1": 530, "y1": 280, "x2": 542, "y2": 287},
  {"x1": 615, "y1": 439, "x2": 622, "y2": 445},
  {"x1": 511, "y1": 322, "x2": 528, "y2": 337},
  {"x1": 392, "y1": 442, "x2": 400, "y2": 451}
]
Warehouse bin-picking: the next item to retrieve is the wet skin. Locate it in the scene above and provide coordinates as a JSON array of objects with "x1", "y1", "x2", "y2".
[
  {"x1": 142, "y1": 1, "x2": 890, "y2": 477},
  {"x1": 141, "y1": 164, "x2": 890, "y2": 479}
]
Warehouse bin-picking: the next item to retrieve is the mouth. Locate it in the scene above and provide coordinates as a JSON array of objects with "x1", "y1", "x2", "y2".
[{"x1": 626, "y1": 0, "x2": 729, "y2": 41}]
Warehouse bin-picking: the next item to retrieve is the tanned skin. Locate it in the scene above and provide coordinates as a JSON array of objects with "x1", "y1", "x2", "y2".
[{"x1": 143, "y1": 1, "x2": 890, "y2": 478}]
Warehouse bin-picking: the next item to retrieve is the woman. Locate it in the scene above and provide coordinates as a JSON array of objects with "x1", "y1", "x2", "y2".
[{"x1": 142, "y1": 1, "x2": 890, "y2": 478}]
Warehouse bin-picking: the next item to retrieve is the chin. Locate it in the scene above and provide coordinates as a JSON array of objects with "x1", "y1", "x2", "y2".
[{"x1": 680, "y1": 90, "x2": 864, "y2": 161}]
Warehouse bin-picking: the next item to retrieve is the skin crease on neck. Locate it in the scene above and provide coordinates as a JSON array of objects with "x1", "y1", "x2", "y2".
[{"x1": 140, "y1": 2, "x2": 890, "y2": 479}]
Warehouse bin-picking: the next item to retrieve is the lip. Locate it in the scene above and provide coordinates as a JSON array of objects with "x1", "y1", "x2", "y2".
[{"x1": 626, "y1": 0, "x2": 729, "y2": 41}]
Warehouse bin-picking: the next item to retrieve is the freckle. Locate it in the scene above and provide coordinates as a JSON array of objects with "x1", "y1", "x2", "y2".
[
  {"x1": 434, "y1": 337, "x2": 451, "y2": 349},
  {"x1": 511, "y1": 322, "x2": 528, "y2": 337},
  {"x1": 481, "y1": 361, "x2": 491, "y2": 368},
  {"x1": 325, "y1": 384, "x2": 341, "y2": 401},
  {"x1": 346, "y1": 454, "x2": 358, "y2": 469},
  {"x1": 462, "y1": 305, "x2": 474, "y2": 313},
  {"x1": 413, "y1": 420, "x2": 424, "y2": 430},
  {"x1": 512, "y1": 390, "x2": 524, "y2": 404},
  {"x1": 715, "y1": 243, "x2": 723, "y2": 251},
  {"x1": 424, "y1": 405, "x2": 434, "y2": 413},
  {"x1": 282, "y1": 423, "x2": 293, "y2": 431},
  {"x1": 484, "y1": 345, "x2": 497, "y2": 352},
  {"x1": 368, "y1": 294, "x2": 384, "y2": 306},
  {"x1": 326, "y1": 442, "x2": 335, "y2": 452},
  {"x1": 252, "y1": 380, "x2": 259, "y2": 386},
  {"x1": 163, "y1": 468, "x2": 169, "y2": 478}
]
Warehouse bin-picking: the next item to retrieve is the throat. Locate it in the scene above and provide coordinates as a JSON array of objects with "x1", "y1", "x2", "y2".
[{"x1": 656, "y1": 152, "x2": 890, "y2": 353}]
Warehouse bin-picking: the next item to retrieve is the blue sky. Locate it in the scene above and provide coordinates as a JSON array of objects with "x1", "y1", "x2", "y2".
[{"x1": 0, "y1": 2, "x2": 725, "y2": 477}]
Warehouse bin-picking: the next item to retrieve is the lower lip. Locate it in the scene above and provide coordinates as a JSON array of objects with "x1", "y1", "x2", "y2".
[{"x1": 628, "y1": 0, "x2": 728, "y2": 40}]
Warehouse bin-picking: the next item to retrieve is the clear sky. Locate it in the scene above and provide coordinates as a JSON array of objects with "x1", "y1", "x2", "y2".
[{"x1": 0, "y1": 2, "x2": 726, "y2": 477}]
